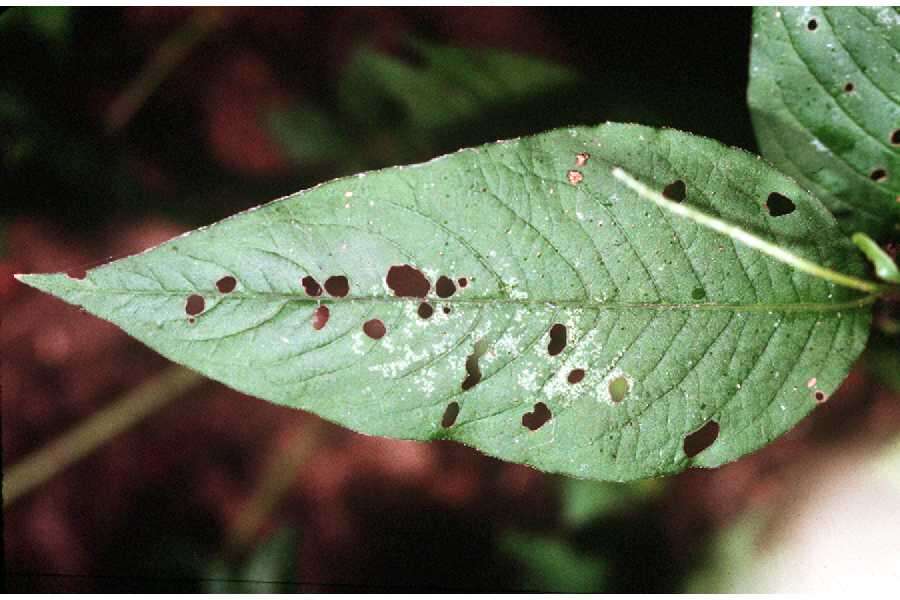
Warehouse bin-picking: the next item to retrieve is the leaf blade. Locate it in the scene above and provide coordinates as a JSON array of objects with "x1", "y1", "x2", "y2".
[{"x1": 19, "y1": 123, "x2": 872, "y2": 481}]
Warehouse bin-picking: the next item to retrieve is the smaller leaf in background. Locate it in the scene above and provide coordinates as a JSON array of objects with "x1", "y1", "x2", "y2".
[
  {"x1": 267, "y1": 104, "x2": 353, "y2": 167},
  {"x1": 205, "y1": 527, "x2": 298, "y2": 593},
  {"x1": 0, "y1": 6, "x2": 73, "y2": 46},
  {"x1": 561, "y1": 478, "x2": 662, "y2": 529},
  {"x1": 500, "y1": 530, "x2": 607, "y2": 593},
  {"x1": 749, "y1": 7, "x2": 900, "y2": 239},
  {"x1": 852, "y1": 232, "x2": 900, "y2": 284}
]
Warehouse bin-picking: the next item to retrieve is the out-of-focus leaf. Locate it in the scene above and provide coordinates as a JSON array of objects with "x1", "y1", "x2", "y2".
[
  {"x1": 205, "y1": 528, "x2": 298, "y2": 592},
  {"x1": 267, "y1": 104, "x2": 352, "y2": 167},
  {"x1": 749, "y1": 7, "x2": 900, "y2": 239},
  {"x1": 500, "y1": 529, "x2": 607, "y2": 592},
  {"x1": 18, "y1": 123, "x2": 872, "y2": 481},
  {"x1": 561, "y1": 478, "x2": 662, "y2": 528},
  {"x1": 0, "y1": 7, "x2": 72, "y2": 44}
]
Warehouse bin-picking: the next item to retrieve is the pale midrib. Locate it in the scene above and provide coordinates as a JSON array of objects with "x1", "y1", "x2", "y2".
[{"x1": 58, "y1": 284, "x2": 877, "y2": 314}]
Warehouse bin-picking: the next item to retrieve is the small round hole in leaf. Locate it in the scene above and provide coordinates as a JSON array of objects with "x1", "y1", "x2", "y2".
[
  {"x1": 301, "y1": 276, "x2": 322, "y2": 297},
  {"x1": 766, "y1": 192, "x2": 795, "y2": 216},
  {"x1": 843, "y1": 82, "x2": 854, "y2": 92},
  {"x1": 609, "y1": 376, "x2": 628, "y2": 403},
  {"x1": 567, "y1": 368, "x2": 585, "y2": 384},
  {"x1": 567, "y1": 170, "x2": 584, "y2": 185},
  {"x1": 814, "y1": 390, "x2": 827, "y2": 403},
  {"x1": 441, "y1": 402, "x2": 460, "y2": 428},
  {"x1": 522, "y1": 402, "x2": 552, "y2": 431},
  {"x1": 575, "y1": 152, "x2": 590, "y2": 167},
  {"x1": 386, "y1": 264, "x2": 430, "y2": 297},
  {"x1": 457, "y1": 277, "x2": 468, "y2": 288},
  {"x1": 363, "y1": 318, "x2": 386, "y2": 339},
  {"x1": 684, "y1": 420, "x2": 719, "y2": 457},
  {"x1": 547, "y1": 324, "x2": 567, "y2": 356},
  {"x1": 67, "y1": 268, "x2": 87, "y2": 280},
  {"x1": 436, "y1": 275, "x2": 456, "y2": 298},
  {"x1": 662, "y1": 180, "x2": 686, "y2": 202},
  {"x1": 216, "y1": 275, "x2": 237, "y2": 293},
  {"x1": 312, "y1": 305, "x2": 329, "y2": 330},
  {"x1": 418, "y1": 302, "x2": 434, "y2": 319},
  {"x1": 891, "y1": 130, "x2": 900, "y2": 146},
  {"x1": 324, "y1": 275, "x2": 349, "y2": 297},
  {"x1": 870, "y1": 168, "x2": 888, "y2": 183},
  {"x1": 807, "y1": 18, "x2": 818, "y2": 31},
  {"x1": 185, "y1": 294, "x2": 205, "y2": 316},
  {"x1": 443, "y1": 306, "x2": 451, "y2": 315}
]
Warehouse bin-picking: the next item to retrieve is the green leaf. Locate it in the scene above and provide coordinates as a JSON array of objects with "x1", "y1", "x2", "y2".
[
  {"x1": 500, "y1": 530, "x2": 607, "y2": 592},
  {"x1": 18, "y1": 123, "x2": 873, "y2": 481},
  {"x1": 748, "y1": 7, "x2": 900, "y2": 239}
]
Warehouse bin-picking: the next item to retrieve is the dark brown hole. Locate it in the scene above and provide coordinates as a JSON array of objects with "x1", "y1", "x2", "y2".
[
  {"x1": 575, "y1": 152, "x2": 590, "y2": 167},
  {"x1": 324, "y1": 275, "x2": 349, "y2": 297},
  {"x1": 418, "y1": 302, "x2": 434, "y2": 319},
  {"x1": 871, "y1": 168, "x2": 888, "y2": 183},
  {"x1": 567, "y1": 368, "x2": 585, "y2": 384},
  {"x1": 891, "y1": 130, "x2": 900, "y2": 146},
  {"x1": 547, "y1": 323, "x2": 567, "y2": 356},
  {"x1": 443, "y1": 306, "x2": 451, "y2": 315},
  {"x1": 662, "y1": 180, "x2": 686, "y2": 202},
  {"x1": 386, "y1": 264, "x2": 430, "y2": 298},
  {"x1": 766, "y1": 192, "x2": 795, "y2": 217},
  {"x1": 216, "y1": 275, "x2": 237, "y2": 293},
  {"x1": 461, "y1": 340, "x2": 488, "y2": 391},
  {"x1": 67, "y1": 268, "x2": 87, "y2": 280},
  {"x1": 441, "y1": 402, "x2": 460, "y2": 428},
  {"x1": 844, "y1": 82, "x2": 854, "y2": 92},
  {"x1": 814, "y1": 390, "x2": 827, "y2": 403},
  {"x1": 684, "y1": 420, "x2": 719, "y2": 458},
  {"x1": 436, "y1": 275, "x2": 457, "y2": 298},
  {"x1": 185, "y1": 294, "x2": 205, "y2": 316},
  {"x1": 312, "y1": 305, "x2": 330, "y2": 330},
  {"x1": 609, "y1": 376, "x2": 628, "y2": 403},
  {"x1": 457, "y1": 277, "x2": 468, "y2": 288},
  {"x1": 302, "y1": 276, "x2": 322, "y2": 297},
  {"x1": 522, "y1": 402, "x2": 552, "y2": 431},
  {"x1": 363, "y1": 318, "x2": 386, "y2": 339},
  {"x1": 807, "y1": 18, "x2": 818, "y2": 31}
]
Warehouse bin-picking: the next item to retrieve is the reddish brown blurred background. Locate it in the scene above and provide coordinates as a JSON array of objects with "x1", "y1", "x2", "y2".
[{"x1": 3, "y1": 7, "x2": 899, "y2": 592}]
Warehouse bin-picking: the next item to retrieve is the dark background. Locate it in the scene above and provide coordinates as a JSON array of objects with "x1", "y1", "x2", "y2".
[{"x1": 4, "y1": 7, "x2": 899, "y2": 593}]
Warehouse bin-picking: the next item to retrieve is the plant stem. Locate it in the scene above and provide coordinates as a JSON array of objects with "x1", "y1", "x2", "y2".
[
  {"x1": 3, "y1": 365, "x2": 203, "y2": 507},
  {"x1": 611, "y1": 168, "x2": 886, "y2": 295}
]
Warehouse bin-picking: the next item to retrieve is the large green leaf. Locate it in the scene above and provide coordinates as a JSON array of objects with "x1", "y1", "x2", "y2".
[
  {"x1": 19, "y1": 123, "x2": 872, "y2": 481},
  {"x1": 748, "y1": 6, "x2": 900, "y2": 239}
]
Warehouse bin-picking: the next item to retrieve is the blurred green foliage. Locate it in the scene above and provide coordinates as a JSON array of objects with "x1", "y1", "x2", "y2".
[{"x1": 205, "y1": 528, "x2": 299, "y2": 592}]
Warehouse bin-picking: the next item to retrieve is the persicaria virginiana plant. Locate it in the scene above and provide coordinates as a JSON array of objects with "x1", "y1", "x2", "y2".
[{"x1": 19, "y1": 7, "x2": 899, "y2": 482}]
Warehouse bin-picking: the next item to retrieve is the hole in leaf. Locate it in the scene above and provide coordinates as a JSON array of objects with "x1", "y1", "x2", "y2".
[
  {"x1": 436, "y1": 275, "x2": 457, "y2": 298},
  {"x1": 567, "y1": 170, "x2": 584, "y2": 185},
  {"x1": 522, "y1": 402, "x2": 552, "y2": 431},
  {"x1": 684, "y1": 420, "x2": 719, "y2": 457},
  {"x1": 807, "y1": 18, "x2": 818, "y2": 31},
  {"x1": 547, "y1": 324, "x2": 567, "y2": 356},
  {"x1": 844, "y1": 82, "x2": 854, "y2": 92},
  {"x1": 814, "y1": 390, "x2": 827, "y2": 403},
  {"x1": 188, "y1": 317, "x2": 195, "y2": 325},
  {"x1": 312, "y1": 305, "x2": 329, "y2": 330},
  {"x1": 302, "y1": 276, "x2": 322, "y2": 297},
  {"x1": 216, "y1": 275, "x2": 237, "y2": 293},
  {"x1": 575, "y1": 152, "x2": 590, "y2": 167},
  {"x1": 185, "y1": 294, "x2": 205, "y2": 316},
  {"x1": 692, "y1": 287, "x2": 706, "y2": 300},
  {"x1": 891, "y1": 130, "x2": 900, "y2": 146},
  {"x1": 443, "y1": 306, "x2": 451, "y2": 315},
  {"x1": 67, "y1": 268, "x2": 87, "y2": 280},
  {"x1": 567, "y1": 368, "x2": 585, "y2": 384},
  {"x1": 457, "y1": 277, "x2": 468, "y2": 288},
  {"x1": 363, "y1": 318, "x2": 386, "y2": 339},
  {"x1": 418, "y1": 302, "x2": 434, "y2": 319},
  {"x1": 662, "y1": 180, "x2": 686, "y2": 202},
  {"x1": 441, "y1": 402, "x2": 460, "y2": 428},
  {"x1": 461, "y1": 339, "x2": 488, "y2": 391},
  {"x1": 324, "y1": 275, "x2": 349, "y2": 297},
  {"x1": 609, "y1": 376, "x2": 628, "y2": 403},
  {"x1": 766, "y1": 192, "x2": 795, "y2": 216},
  {"x1": 386, "y1": 264, "x2": 430, "y2": 297},
  {"x1": 870, "y1": 168, "x2": 888, "y2": 183}
]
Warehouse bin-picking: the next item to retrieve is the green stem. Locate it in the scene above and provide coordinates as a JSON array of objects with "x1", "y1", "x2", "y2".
[
  {"x1": 611, "y1": 168, "x2": 886, "y2": 295},
  {"x1": 3, "y1": 365, "x2": 203, "y2": 507}
]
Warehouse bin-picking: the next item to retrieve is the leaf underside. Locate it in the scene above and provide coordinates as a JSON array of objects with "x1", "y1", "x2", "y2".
[
  {"x1": 20, "y1": 123, "x2": 872, "y2": 481},
  {"x1": 748, "y1": 6, "x2": 900, "y2": 239}
]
